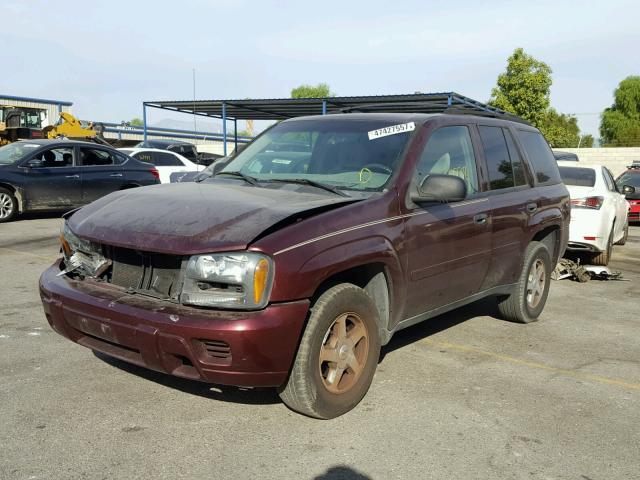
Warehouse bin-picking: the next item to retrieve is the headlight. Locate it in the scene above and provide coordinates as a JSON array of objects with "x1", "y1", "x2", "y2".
[
  {"x1": 181, "y1": 252, "x2": 274, "y2": 309},
  {"x1": 59, "y1": 222, "x2": 109, "y2": 277},
  {"x1": 60, "y1": 222, "x2": 94, "y2": 258}
]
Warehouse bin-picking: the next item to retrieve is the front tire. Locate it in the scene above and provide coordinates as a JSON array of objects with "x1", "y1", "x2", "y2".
[
  {"x1": 279, "y1": 283, "x2": 381, "y2": 419},
  {"x1": 497, "y1": 241, "x2": 552, "y2": 324},
  {"x1": 0, "y1": 187, "x2": 18, "y2": 223}
]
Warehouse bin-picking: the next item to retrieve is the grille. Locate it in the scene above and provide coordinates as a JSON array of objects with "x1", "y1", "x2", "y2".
[
  {"x1": 107, "y1": 247, "x2": 183, "y2": 299},
  {"x1": 200, "y1": 339, "x2": 231, "y2": 359}
]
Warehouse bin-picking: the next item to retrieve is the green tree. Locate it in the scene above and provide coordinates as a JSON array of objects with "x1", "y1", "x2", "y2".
[
  {"x1": 579, "y1": 134, "x2": 594, "y2": 148},
  {"x1": 600, "y1": 76, "x2": 640, "y2": 146},
  {"x1": 130, "y1": 118, "x2": 143, "y2": 126},
  {"x1": 489, "y1": 48, "x2": 590, "y2": 147},
  {"x1": 489, "y1": 48, "x2": 552, "y2": 127},
  {"x1": 291, "y1": 83, "x2": 334, "y2": 98},
  {"x1": 541, "y1": 108, "x2": 580, "y2": 148}
]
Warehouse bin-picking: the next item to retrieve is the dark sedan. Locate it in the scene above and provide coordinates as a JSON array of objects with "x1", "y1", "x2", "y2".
[{"x1": 0, "y1": 139, "x2": 160, "y2": 222}]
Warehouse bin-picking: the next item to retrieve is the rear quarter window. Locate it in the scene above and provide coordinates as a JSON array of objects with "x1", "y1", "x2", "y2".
[
  {"x1": 558, "y1": 166, "x2": 596, "y2": 187},
  {"x1": 517, "y1": 130, "x2": 561, "y2": 184}
]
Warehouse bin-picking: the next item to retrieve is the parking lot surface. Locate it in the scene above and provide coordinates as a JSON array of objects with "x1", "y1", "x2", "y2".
[{"x1": 1, "y1": 216, "x2": 639, "y2": 480}]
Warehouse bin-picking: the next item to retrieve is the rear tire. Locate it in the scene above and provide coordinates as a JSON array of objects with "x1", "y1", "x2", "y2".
[
  {"x1": 497, "y1": 241, "x2": 552, "y2": 324},
  {"x1": 614, "y1": 220, "x2": 628, "y2": 246},
  {"x1": 591, "y1": 226, "x2": 614, "y2": 266},
  {"x1": 279, "y1": 283, "x2": 381, "y2": 419},
  {"x1": 0, "y1": 187, "x2": 18, "y2": 223}
]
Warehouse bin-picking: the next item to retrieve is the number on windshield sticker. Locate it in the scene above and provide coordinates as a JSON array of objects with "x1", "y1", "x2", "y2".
[{"x1": 368, "y1": 122, "x2": 415, "y2": 141}]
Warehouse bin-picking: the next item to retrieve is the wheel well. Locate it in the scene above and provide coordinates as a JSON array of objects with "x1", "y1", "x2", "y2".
[
  {"x1": 0, "y1": 182, "x2": 23, "y2": 212},
  {"x1": 532, "y1": 226, "x2": 559, "y2": 260},
  {"x1": 313, "y1": 263, "x2": 391, "y2": 332}
]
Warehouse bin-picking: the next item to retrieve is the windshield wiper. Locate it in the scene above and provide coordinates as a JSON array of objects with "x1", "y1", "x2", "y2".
[
  {"x1": 216, "y1": 171, "x2": 259, "y2": 186},
  {"x1": 267, "y1": 178, "x2": 349, "y2": 197}
]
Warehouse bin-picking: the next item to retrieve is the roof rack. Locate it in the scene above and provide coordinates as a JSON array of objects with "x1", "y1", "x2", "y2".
[
  {"x1": 144, "y1": 92, "x2": 522, "y2": 121},
  {"x1": 442, "y1": 107, "x2": 530, "y2": 125}
]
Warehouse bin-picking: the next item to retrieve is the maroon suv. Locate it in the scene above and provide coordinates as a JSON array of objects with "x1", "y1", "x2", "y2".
[{"x1": 39, "y1": 113, "x2": 569, "y2": 418}]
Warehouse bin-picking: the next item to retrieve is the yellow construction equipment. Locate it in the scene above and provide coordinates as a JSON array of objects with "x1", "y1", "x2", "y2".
[{"x1": 43, "y1": 112, "x2": 109, "y2": 144}]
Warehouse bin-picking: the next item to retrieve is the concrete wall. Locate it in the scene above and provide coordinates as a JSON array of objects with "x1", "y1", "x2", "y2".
[{"x1": 553, "y1": 148, "x2": 640, "y2": 177}]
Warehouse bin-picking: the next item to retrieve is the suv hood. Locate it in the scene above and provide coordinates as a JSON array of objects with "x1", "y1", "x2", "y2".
[{"x1": 68, "y1": 181, "x2": 358, "y2": 254}]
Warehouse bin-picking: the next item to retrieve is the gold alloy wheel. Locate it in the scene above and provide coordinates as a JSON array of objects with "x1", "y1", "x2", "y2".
[
  {"x1": 526, "y1": 259, "x2": 546, "y2": 309},
  {"x1": 319, "y1": 312, "x2": 369, "y2": 394}
]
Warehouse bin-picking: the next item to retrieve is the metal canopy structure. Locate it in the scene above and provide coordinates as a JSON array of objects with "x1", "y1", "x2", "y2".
[{"x1": 142, "y1": 92, "x2": 516, "y2": 155}]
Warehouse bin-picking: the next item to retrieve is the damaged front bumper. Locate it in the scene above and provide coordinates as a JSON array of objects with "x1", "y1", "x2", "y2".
[{"x1": 40, "y1": 261, "x2": 309, "y2": 387}]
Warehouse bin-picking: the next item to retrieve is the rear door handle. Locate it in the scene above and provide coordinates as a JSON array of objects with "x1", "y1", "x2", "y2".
[
  {"x1": 110, "y1": 173, "x2": 123, "y2": 177},
  {"x1": 526, "y1": 202, "x2": 538, "y2": 213},
  {"x1": 65, "y1": 174, "x2": 80, "y2": 179},
  {"x1": 473, "y1": 213, "x2": 488, "y2": 225}
]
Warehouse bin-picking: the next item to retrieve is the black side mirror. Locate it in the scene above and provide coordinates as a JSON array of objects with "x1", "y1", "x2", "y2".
[
  {"x1": 25, "y1": 158, "x2": 44, "y2": 168},
  {"x1": 411, "y1": 174, "x2": 467, "y2": 203},
  {"x1": 622, "y1": 185, "x2": 636, "y2": 195}
]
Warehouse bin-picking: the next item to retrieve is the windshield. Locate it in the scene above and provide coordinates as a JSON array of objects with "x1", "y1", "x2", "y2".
[
  {"x1": 559, "y1": 166, "x2": 596, "y2": 187},
  {"x1": 0, "y1": 142, "x2": 41, "y2": 165},
  {"x1": 616, "y1": 171, "x2": 640, "y2": 188},
  {"x1": 221, "y1": 118, "x2": 416, "y2": 191}
]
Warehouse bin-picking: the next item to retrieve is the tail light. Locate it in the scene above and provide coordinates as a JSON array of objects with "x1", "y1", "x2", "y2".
[
  {"x1": 571, "y1": 196, "x2": 603, "y2": 209},
  {"x1": 149, "y1": 168, "x2": 160, "y2": 180}
]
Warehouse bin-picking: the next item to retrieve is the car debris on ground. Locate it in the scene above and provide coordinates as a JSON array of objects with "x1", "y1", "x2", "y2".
[{"x1": 552, "y1": 258, "x2": 625, "y2": 282}]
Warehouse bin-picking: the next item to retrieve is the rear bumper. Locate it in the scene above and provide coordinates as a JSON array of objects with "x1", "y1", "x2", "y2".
[
  {"x1": 567, "y1": 210, "x2": 607, "y2": 252},
  {"x1": 39, "y1": 261, "x2": 309, "y2": 387},
  {"x1": 565, "y1": 241, "x2": 600, "y2": 252}
]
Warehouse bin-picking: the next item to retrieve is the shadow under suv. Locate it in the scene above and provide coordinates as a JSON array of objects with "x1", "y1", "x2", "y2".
[{"x1": 39, "y1": 112, "x2": 570, "y2": 418}]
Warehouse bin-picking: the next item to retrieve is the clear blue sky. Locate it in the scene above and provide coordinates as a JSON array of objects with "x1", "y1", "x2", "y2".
[{"x1": 2, "y1": 0, "x2": 638, "y2": 137}]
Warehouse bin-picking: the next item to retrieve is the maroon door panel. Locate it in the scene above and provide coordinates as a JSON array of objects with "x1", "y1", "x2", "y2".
[{"x1": 402, "y1": 198, "x2": 491, "y2": 317}]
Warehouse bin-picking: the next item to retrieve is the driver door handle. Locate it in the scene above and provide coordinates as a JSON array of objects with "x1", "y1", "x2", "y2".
[
  {"x1": 473, "y1": 213, "x2": 488, "y2": 225},
  {"x1": 65, "y1": 174, "x2": 80, "y2": 179},
  {"x1": 526, "y1": 202, "x2": 538, "y2": 213},
  {"x1": 110, "y1": 173, "x2": 123, "y2": 177}
]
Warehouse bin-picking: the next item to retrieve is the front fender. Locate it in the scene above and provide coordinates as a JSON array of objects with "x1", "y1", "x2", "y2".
[{"x1": 271, "y1": 235, "x2": 406, "y2": 325}]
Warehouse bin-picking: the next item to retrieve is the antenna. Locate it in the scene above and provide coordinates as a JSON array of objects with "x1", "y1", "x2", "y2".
[{"x1": 192, "y1": 68, "x2": 197, "y2": 133}]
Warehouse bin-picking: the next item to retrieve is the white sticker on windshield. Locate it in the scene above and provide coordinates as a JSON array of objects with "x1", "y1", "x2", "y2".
[
  {"x1": 368, "y1": 122, "x2": 415, "y2": 140},
  {"x1": 22, "y1": 144, "x2": 40, "y2": 148}
]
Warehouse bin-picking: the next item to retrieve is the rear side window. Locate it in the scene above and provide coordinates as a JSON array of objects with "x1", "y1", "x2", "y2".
[
  {"x1": 517, "y1": 130, "x2": 561, "y2": 184},
  {"x1": 478, "y1": 126, "x2": 521, "y2": 190},
  {"x1": 558, "y1": 166, "x2": 596, "y2": 187},
  {"x1": 134, "y1": 151, "x2": 154, "y2": 164},
  {"x1": 154, "y1": 152, "x2": 183, "y2": 167},
  {"x1": 503, "y1": 129, "x2": 528, "y2": 186},
  {"x1": 80, "y1": 147, "x2": 115, "y2": 166}
]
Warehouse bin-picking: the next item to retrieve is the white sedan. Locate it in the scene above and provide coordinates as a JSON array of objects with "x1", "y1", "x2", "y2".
[
  {"x1": 119, "y1": 148, "x2": 203, "y2": 184},
  {"x1": 558, "y1": 161, "x2": 630, "y2": 265}
]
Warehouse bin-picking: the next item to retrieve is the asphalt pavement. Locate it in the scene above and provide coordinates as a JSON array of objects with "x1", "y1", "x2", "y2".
[{"x1": 1, "y1": 215, "x2": 639, "y2": 480}]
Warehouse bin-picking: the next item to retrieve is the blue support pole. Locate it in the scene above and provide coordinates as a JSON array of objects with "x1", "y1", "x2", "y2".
[
  {"x1": 142, "y1": 103, "x2": 148, "y2": 141},
  {"x1": 234, "y1": 119, "x2": 238, "y2": 152},
  {"x1": 322, "y1": 99, "x2": 327, "y2": 115},
  {"x1": 447, "y1": 94, "x2": 453, "y2": 107},
  {"x1": 222, "y1": 102, "x2": 227, "y2": 156}
]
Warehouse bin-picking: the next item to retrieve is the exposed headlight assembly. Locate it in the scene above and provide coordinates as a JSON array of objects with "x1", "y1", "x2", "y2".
[
  {"x1": 181, "y1": 252, "x2": 274, "y2": 309},
  {"x1": 59, "y1": 222, "x2": 109, "y2": 277}
]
